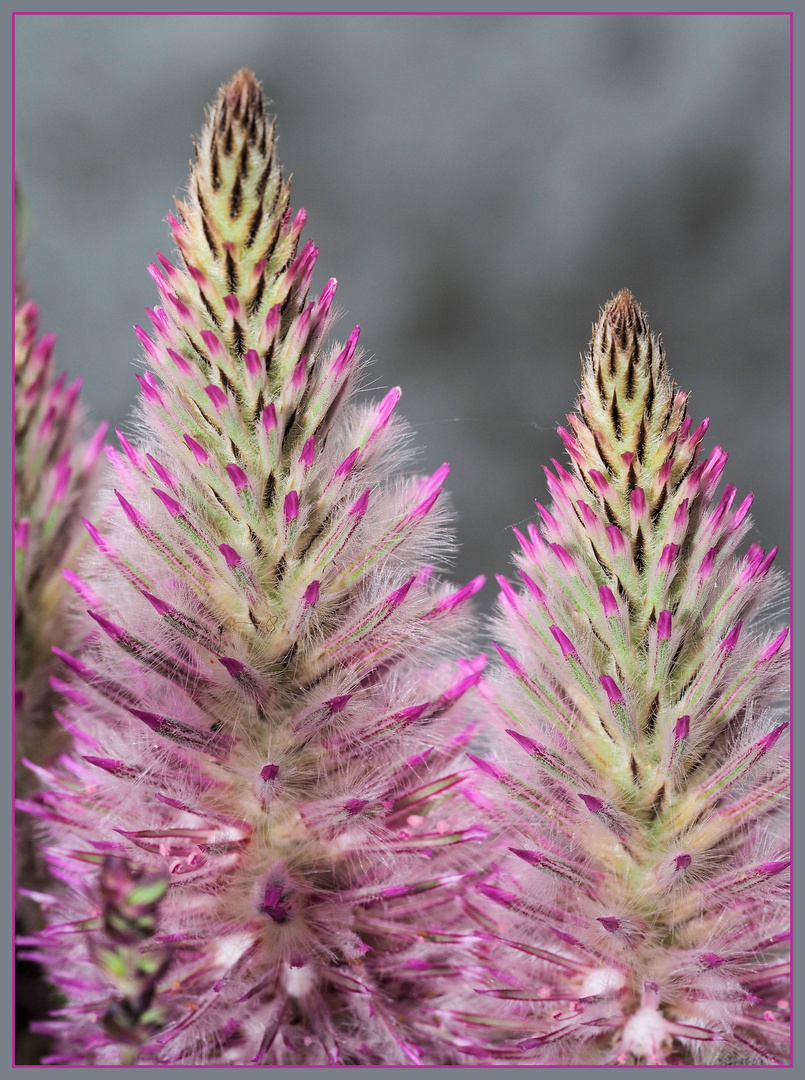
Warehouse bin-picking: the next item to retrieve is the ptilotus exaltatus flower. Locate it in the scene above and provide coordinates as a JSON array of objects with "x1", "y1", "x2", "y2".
[
  {"x1": 457, "y1": 292, "x2": 790, "y2": 1066},
  {"x1": 14, "y1": 193, "x2": 108, "y2": 925},
  {"x1": 18, "y1": 70, "x2": 492, "y2": 1066}
]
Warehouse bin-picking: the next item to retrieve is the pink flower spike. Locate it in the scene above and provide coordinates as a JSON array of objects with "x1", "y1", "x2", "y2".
[
  {"x1": 147, "y1": 454, "x2": 179, "y2": 490},
  {"x1": 436, "y1": 575, "x2": 485, "y2": 613},
  {"x1": 658, "y1": 543, "x2": 679, "y2": 573},
  {"x1": 223, "y1": 294, "x2": 245, "y2": 321},
  {"x1": 115, "y1": 490, "x2": 146, "y2": 528},
  {"x1": 519, "y1": 570, "x2": 547, "y2": 606},
  {"x1": 599, "y1": 674, "x2": 623, "y2": 703},
  {"x1": 386, "y1": 577, "x2": 415, "y2": 609},
  {"x1": 577, "y1": 500, "x2": 599, "y2": 530},
  {"x1": 688, "y1": 416, "x2": 709, "y2": 446},
  {"x1": 550, "y1": 625, "x2": 577, "y2": 658},
  {"x1": 116, "y1": 429, "x2": 147, "y2": 471},
  {"x1": 14, "y1": 519, "x2": 29, "y2": 550},
  {"x1": 674, "y1": 853, "x2": 692, "y2": 872},
  {"x1": 82, "y1": 517, "x2": 110, "y2": 552},
  {"x1": 219, "y1": 544, "x2": 241, "y2": 567},
  {"x1": 732, "y1": 491, "x2": 754, "y2": 528},
  {"x1": 698, "y1": 546, "x2": 717, "y2": 577},
  {"x1": 658, "y1": 459, "x2": 673, "y2": 488},
  {"x1": 61, "y1": 569, "x2": 104, "y2": 608},
  {"x1": 557, "y1": 425, "x2": 585, "y2": 464},
  {"x1": 292, "y1": 206, "x2": 307, "y2": 233},
  {"x1": 133, "y1": 324, "x2": 159, "y2": 361},
  {"x1": 630, "y1": 488, "x2": 647, "y2": 516},
  {"x1": 418, "y1": 462, "x2": 451, "y2": 501},
  {"x1": 496, "y1": 575, "x2": 520, "y2": 611},
  {"x1": 536, "y1": 502, "x2": 560, "y2": 533},
  {"x1": 759, "y1": 628, "x2": 789, "y2": 662},
  {"x1": 219, "y1": 657, "x2": 245, "y2": 677},
  {"x1": 152, "y1": 488, "x2": 183, "y2": 517},
  {"x1": 349, "y1": 488, "x2": 371, "y2": 517},
  {"x1": 673, "y1": 715, "x2": 690, "y2": 740},
  {"x1": 506, "y1": 729, "x2": 541, "y2": 757},
  {"x1": 493, "y1": 642, "x2": 525, "y2": 678},
  {"x1": 409, "y1": 489, "x2": 441, "y2": 522},
  {"x1": 657, "y1": 610, "x2": 672, "y2": 641},
  {"x1": 599, "y1": 585, "x2": 618, "y2": 618},
  {"x1": 284, "y1": 491, "x2": 300, "y2": 522},
  {"x1": 578, "y1": 793, "x2": 604, "y2": 814},
  {"x1": 720, "y1": 622, "x2": 742, "y2": 653},
  {"x1": 291, "y1": 354, "x2": 308, "y2": 389},
  {"x1": 550, "y1": 544, "x2": 576, "y2": 574},
  {"x1": 225, "y1": 464, "x2": 249, "y2": 491},
  {"x1": 757, "y1": 546, "x2": 778, "y2": 576},
  {"x1": 87, "y1": 610, "x2": 126, "y2": 642},
  {"x1": 303, "y1": 580, "x2": 320, "y2": 607},
  {"x1": 316, "y1": 277, "x2": 338, "y2": 317},
  {"x1": 589, "y1": 469, "x2": 614, "y2": 499},
  {"x1": 327, "y1": 695, "x2": 351, "y2": 714},
  {"x1": 299, "y1": 436, "x2": 316, "y2": 469},
  {"x1": 200, "y1": 330, "x2": 226, "y2": 358},
  {"x1": 332, "y1": 325, "x2": 360, "y2": 377},
  {"x1": 136, "y1": 373, "x2": 164, "y2": 407},
  {"x1": 244, "y1": 349, "x2": 262, "y2": 376},
  {"x1": 334, "y1": 447, "x2": 359, "y2": 479},
  {"x1": 373, "y1": 386, "x2": 402, "y2": 432},
  {"x1": 598, "y1": 916, "x2": 621, "y2": 934},
  {"x1": 262, "y1": 402, "x2": 278, "y2": 432},
  {"x1": 186, "y1": 263, "x2": 208, "y2": 288},
  {"x1": 204, "y1": 384, "x2": 228, "y2": 411},
  {"x1": 142, "y1": 591, "x2": 172, "y2": 616},
  {"x1": 757, "y1": 721, "x2": 788, "y2": 752},
  {"x1": 261, "y1": 764, "x2": 280, "y2": 782},
  {"x1": 606, "y1": 525, "x2": 627, "y2": 557},
  {"x1": 184, "y1": 434, "x2": 209, "y2": 465}
]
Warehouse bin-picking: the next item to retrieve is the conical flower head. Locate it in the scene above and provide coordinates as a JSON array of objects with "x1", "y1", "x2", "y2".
[
  {"x1": 466, "y1": 292, "x2": 789, "y2": 1065},
  {"x1": 22, "y1": 71, "x2": 488, "y2": 1066}
]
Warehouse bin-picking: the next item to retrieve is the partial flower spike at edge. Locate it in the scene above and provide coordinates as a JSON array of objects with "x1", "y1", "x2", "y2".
[
  {"x1": 459, "y1": 291, "x2": 790, "y2": 1066},
  {"x1": 19, "y1": 70, "x2": 490, "y2": 1066}
]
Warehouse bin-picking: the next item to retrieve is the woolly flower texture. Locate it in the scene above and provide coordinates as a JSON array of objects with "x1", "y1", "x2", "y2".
[
  {"x1": 19, "y1": 70, "x2": 490, "y2": 1067},
  {"x1": 449, "y1": 291, "x2": 790, "y2": 1066}
]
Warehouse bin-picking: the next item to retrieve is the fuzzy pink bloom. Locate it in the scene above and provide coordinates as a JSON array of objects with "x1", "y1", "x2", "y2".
[
  {"x1": 463, "y1": 291, "x2": 789, "y2": 1066},
  {"x1": 21, "y1": 71, "x2": 487, "y2": 1067}
]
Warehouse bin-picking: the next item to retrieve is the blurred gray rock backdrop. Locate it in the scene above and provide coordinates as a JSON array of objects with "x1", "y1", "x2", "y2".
[{"x1": 14, "y1": 12, "x2": 790, "y2": 615}]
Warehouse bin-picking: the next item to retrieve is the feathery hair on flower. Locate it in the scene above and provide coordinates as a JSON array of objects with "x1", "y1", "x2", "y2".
[
  {"x1": 461, "y1": 291, "x2": 789, "y2": 1066},
  {"x1": 14, "y1": 185, "x2": 108, "y2": 928},
  {"x1": 21, "y1": 70, "x2": 488, "y2": 1066}
]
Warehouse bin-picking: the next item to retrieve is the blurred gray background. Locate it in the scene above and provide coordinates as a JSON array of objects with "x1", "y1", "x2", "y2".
[{"x1": 14, "y1": 13, "x2": 790, "y2": 614}]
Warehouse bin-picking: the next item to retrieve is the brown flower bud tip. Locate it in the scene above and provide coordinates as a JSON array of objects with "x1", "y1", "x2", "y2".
[
  {"x1": 602, "y1": 289, "x2": 648, "y2": 346},
  {"x1": 223, "y1": 68, "x2": 263, "y2": 119}
]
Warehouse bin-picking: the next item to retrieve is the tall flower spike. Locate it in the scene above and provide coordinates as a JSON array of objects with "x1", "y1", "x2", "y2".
[
  {"x1": 23, "y1": 71, "x2": 487, "y2": 1066},
  {"x1": 14, "y1": 188, "x2": 107, "y2": 925},
  {"x1": 466, "y1": 291, "x2": 789, "y2": 1066}
]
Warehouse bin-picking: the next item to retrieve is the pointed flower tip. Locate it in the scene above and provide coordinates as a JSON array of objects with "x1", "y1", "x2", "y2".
[
  {"x1": 759, "y1": 627, "x2": 789, "y2": 662},
  {"x1": 599, "y1": 585, "x2": 618, "y2": 617},
  {"x1": 657, "y1": 610, "x2": 673, "y2": 641},
  {"x1": 284, "y1": 490, "x2": 300, "y2": 522},
  {"x1": 597, "y1": 916, "x2": 621, "y2": 934},
  {"x1": 184, "y1": 433, "x2": 209, "y2": 465},
  {"x1": 153, "y1": 487, "x2": 183, "y2": 517},
  {"x1": 493, "y1": 641, "x2": 523, "y2": 677},
  {"x1": 349, "y1": 488, "x2": 371, "y2": 517},
  {"x1": 550, "y1": 625, "x2": 577, "y2": 658},
  {"x1": 225, "y1": 463, "x2": 249, "y2": 491},
  {"x1": 219, "y1": 543, "x2": 241, "y2": 567},
  {"x1": 303, "y1": 580, "x2": 320, "y2": 606},
  {"x1": 88, "y1": 610, "x2": 126, "y2": 642},
  {"x1": 506, "y1": 729, "x2": 540, "y2": 757},
  {"x1": 720, "y1": 622, "x2": 743, "y2": 652},
  {"x1": 219, "y1": 657, "x2": 245, "y2": 678},
  {"x1": 578, "y1": 793, "x2": 604, "y2": 813},
  {"x1": 261, "y1": 763, "x2": 279, "y2": 782},
  {"x1": 673, "y1": 714, "x2": 690, "y2": 740},
  {"x1": 758, "y1": 721, "x2": 788, "y2": 751},
  {"x1": 204, "y1": 384, "x2": 228, "y2": 411},
  {"x1": 599, "y1": 674, "x2": 623, "y2": 703}
]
